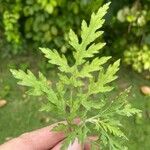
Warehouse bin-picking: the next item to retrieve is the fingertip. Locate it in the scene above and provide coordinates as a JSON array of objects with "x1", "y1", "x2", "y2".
[
  {"x1": 84, "y1": 136, "x2": 99, "y2": 150},
  {"x1": 68, "y1": 138, "x2": 82, "y2": 150},
  {"x1": 0, "y1": 125, "x2": 65, "y2": 150}
]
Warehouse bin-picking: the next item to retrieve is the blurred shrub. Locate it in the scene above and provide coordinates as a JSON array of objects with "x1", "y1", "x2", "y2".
[
  {"x1": 1, "y1": 0, "x2": 150, "y2": 73},
  {"x1": 124, "y1": 45, "x2": 150, "y2": 72},
  {"x1": 110, "y1": 0, "x2": 150, "y2": 72},
  {"x1": 0, "y1": 0, "x2": 104, "y2": 55}
]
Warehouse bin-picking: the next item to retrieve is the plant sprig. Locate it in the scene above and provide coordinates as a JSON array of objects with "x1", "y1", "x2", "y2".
[{"x1": 11, "y1": 2, "x2": 141, "y2": 150}]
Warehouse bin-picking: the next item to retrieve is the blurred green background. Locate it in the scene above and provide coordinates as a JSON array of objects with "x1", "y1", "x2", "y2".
[{"x1": 0, "y1": 0, "x2": 150, "y2": 149}]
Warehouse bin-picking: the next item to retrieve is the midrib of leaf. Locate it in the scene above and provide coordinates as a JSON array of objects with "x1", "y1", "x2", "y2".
[{"x1": 75, "y1": 21, "x2": 101, "y2": 66}]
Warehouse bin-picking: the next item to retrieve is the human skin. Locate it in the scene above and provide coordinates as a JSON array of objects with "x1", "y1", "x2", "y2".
[{"x1": 0, "y1": 124, "x2": 92, "y2": 150}]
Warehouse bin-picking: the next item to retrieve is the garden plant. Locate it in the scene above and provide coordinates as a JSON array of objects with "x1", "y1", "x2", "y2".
[
  {"x1": 0, "y1": 0, "x2": 103, "y2": 54},
  {"x1": 114, "y1": 0, "x2": 150, "y2": 73}
]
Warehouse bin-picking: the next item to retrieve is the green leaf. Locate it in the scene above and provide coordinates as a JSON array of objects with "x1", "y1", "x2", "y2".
[
  {"x1": 81, "y1": 99, "x2": 105, "y2": 110},
  {"x1": 52, "y1": 123, "x2": 68, "y2": 133},
  {"x1": 99, "y1": 119, "x2": 127, "y2": 139},
  {"x1": 84, "y1": 42, "x2": 106, "y2": 58},
  {"x1": 10, "y1": 69, "x2": 58, "y2": 105},
  {"x1": 117, "y1": 104, "x2": 141, "y2": 117},
  {"x1": 68, "y1": 2, "x2": 110, "y2": 65},
  {"x1": 103, "y1": 87, "x2": 141, "y2": 118},
  {"x1": 69, "y1": 29, "x2": 79, "y2": 50},
  {"x1": 78, "y1": 56, "x2": 111, "y2": 78},
  {"x1": 88, "y1": 59, "x2": 120, "y2": 95},
  {"x1": 40, "y1": 48, "x2": 71, "y2": 73}
]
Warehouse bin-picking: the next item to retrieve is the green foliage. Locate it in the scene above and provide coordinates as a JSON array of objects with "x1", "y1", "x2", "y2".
[
  {"x1": 109, "y1": 0, "x2": 150, "y2": 73},
  {"x1": 0, "y1": 0, "x2": 104, "y2": 54},
  {"x1": 124, "y1": 45, "x2": 150, "y2": 72},
  {"x1": 11, "y1": 3, "x2": 141, "y2": 150},
  {"x1": 117, "y1": 2, "x2": 148, "y2": 26},
  {"x1": 1, "y1": 0, "x2": 150, "y2": 74}
]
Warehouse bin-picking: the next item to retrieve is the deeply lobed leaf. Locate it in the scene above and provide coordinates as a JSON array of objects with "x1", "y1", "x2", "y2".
[{"x1": 11, "y1": 2, "x2": 141, "y2": 150}]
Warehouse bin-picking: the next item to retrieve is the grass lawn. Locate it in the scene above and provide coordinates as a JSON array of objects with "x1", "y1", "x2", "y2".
[{"x1": 0, "y1": 56, "x2": 150, "y2": 149}]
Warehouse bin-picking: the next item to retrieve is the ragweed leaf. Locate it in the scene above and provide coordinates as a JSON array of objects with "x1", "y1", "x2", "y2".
[
  {"x1": 11, "y1": 2, "x2": 140, "y2": 150},
  {"x1": 88, "y1": 59, "x2": 120, "y2": 95},
  {"x1": 40, "y1": 48, "x2": 71, "y2": 73},
  {"x1": 78, "y1": 56, "x2": 111, "y2": 78},
  {"x1": 69, "y1": 2, "x2": 110, "y2": 65},
  {"x1": 10, "y1": 69, "x2": 58, "y2": 105},
  {"x1": 99, "y1": 119, "x2": 127, "y2": 139}
]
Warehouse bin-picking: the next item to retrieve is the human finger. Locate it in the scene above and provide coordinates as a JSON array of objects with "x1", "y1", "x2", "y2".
[
  {"x1": 84, "y1": 136, "x2": 99, "y2": 150},
  {"x1": 0, "y1": 125, "x2": 65, "y2": 150}
]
